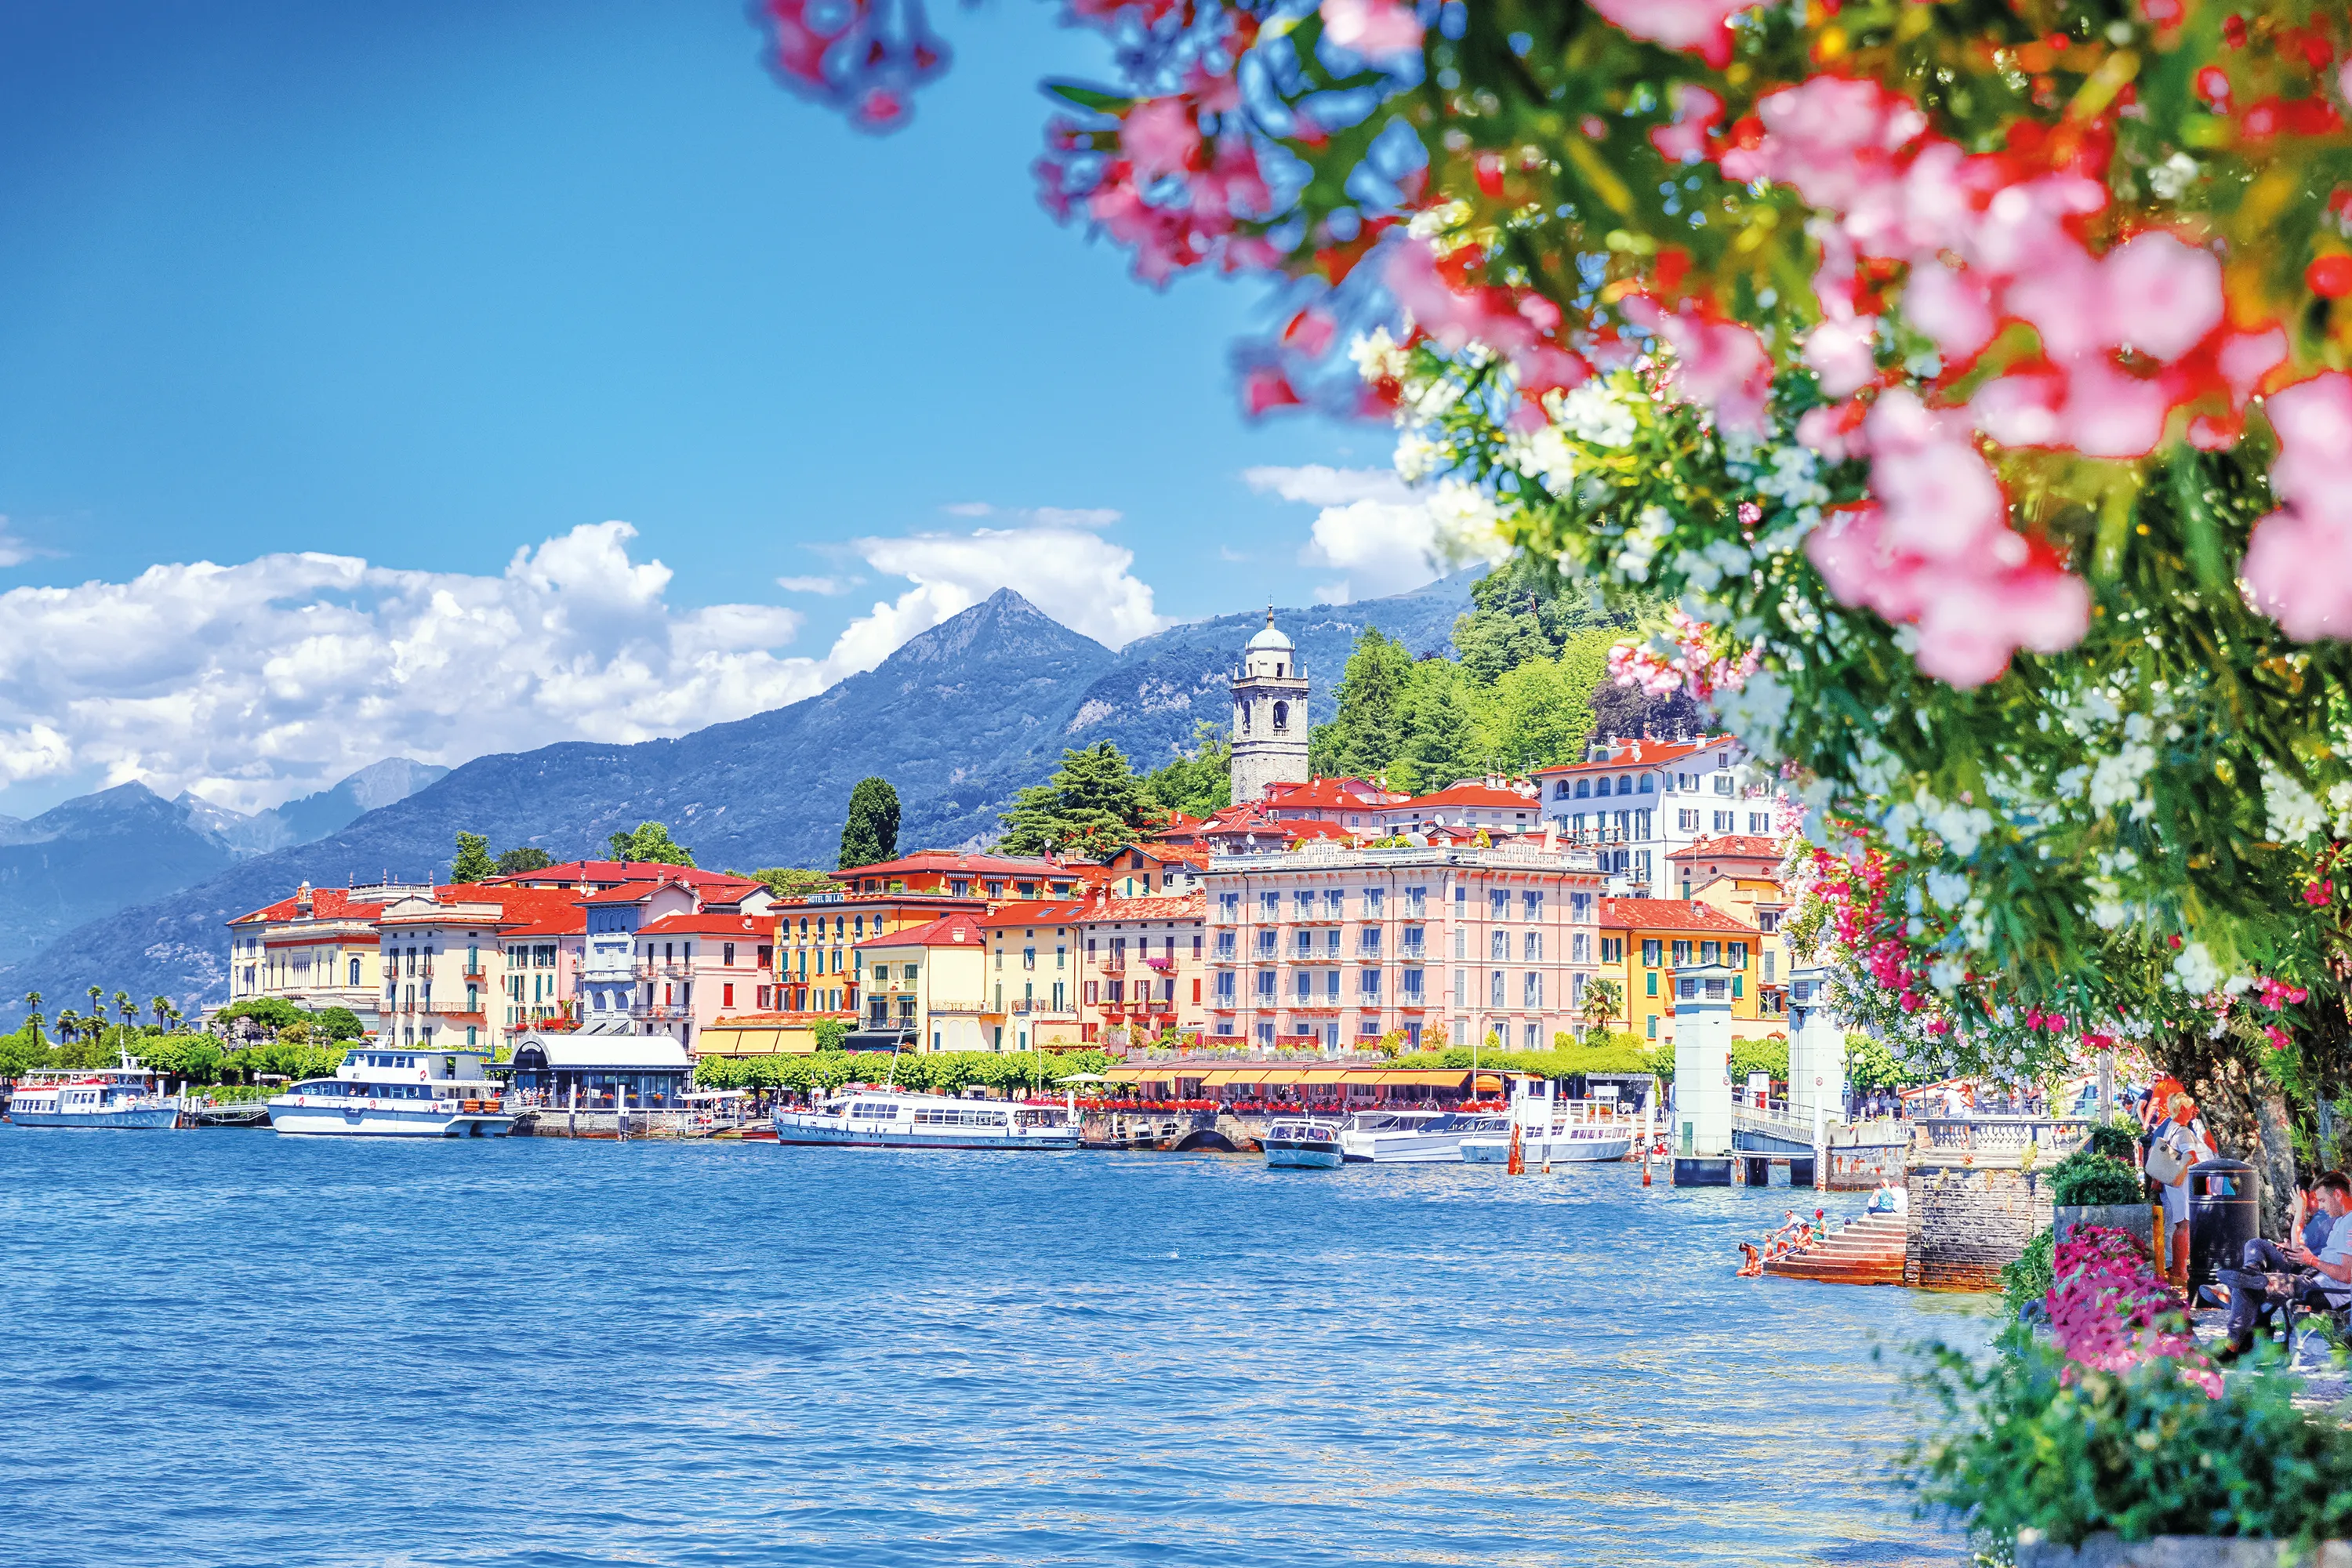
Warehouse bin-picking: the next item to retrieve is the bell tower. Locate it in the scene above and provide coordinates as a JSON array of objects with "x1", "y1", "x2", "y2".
[{"x1": 1230, "y1": 610, "x2": 1311, "y2": 804}]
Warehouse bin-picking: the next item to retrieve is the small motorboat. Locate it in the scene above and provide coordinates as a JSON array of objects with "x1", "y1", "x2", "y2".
[
  {"x1": 1461, "y1": 1077, "x2": 1635, "y2": 1165},
  {"x1": 1338, "y1": 1109, "x2": 1506, "y2": 1163},
  {"x1": 1262, "y1": 1118, "x2": 1342, "y2": 1169}
]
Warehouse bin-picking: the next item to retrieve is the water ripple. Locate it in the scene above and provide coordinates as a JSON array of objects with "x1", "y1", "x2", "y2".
[{"x1": 0, "y1": 1130, "x2": 1992, "y2": 1566}]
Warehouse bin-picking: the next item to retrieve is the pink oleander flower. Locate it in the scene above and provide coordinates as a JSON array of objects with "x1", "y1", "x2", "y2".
[
  {"x1": 1319, "y1": 0, "x2": 1423, "y2": 57},
  {"x1": 2244, "y1": 372, "x2": 2352, "y2": 641},
  {"x1": 1588, "y1": 0, "x2": 1754, "y2": 68},
  {"x1": 1648, "y1": 83, "x2": 1724, "y2": 165},
  {"x1": 1624, "y1": 296, "x2": 1772, "y2": 435},
  {"x1": 1120, "y1": 99, "x2": 1201, "y2": 183}
]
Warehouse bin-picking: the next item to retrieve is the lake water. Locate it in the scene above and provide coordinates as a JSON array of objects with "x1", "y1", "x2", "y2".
[{"x1": 0, "y1": 1130, "x2": 1996, "y2": 1566}]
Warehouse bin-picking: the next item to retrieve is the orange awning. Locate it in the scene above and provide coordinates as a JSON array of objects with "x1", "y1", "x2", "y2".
[
  {"x1": 1195, "y1": 1069, "x2": 1239, "y2": 1087},
  {"x1": 1300, "y1": 1067, "x2": 1350, "y2": 1085},
  {"x1": 1376, "y1": 1069, "x2": 1472, "y2": 1087}
]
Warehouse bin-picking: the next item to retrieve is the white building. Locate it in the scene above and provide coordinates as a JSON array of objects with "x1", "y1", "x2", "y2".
[{"x1": 1529, "y1": 735, "x2": 1790, "y2": 897}]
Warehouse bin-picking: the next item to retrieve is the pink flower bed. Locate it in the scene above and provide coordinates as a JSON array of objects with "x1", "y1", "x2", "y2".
[{"x1": 2049, "y1": 1226, "x2": 2220, "y2": 1399}]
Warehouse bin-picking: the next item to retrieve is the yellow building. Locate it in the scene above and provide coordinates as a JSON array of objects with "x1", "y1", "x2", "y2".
[
  {"x1": 851, "y1": 911, "x2": 991, "y2": 1051},
  {"x1": 1595, "y1": 897, "x2": 1773, "y2": 1046},
  {"x1": 1677, "y1": 848, "x2": 1795, "y2": 1023},
  {"x1": 223, "y1": 879, "x2": 428, "y2": 1036}
]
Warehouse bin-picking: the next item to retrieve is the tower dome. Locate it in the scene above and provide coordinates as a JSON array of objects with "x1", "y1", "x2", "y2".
[{"x1": 1246, "y1": 611, "x2": 1294, "y2": 653}]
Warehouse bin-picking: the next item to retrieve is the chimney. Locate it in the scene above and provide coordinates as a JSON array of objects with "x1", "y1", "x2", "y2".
[{"x1": 295, "y1": 881, "x2": 314, "y2": 916}]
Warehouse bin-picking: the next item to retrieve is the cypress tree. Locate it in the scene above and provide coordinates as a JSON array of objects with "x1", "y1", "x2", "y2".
[{"x1": 839, "y1": 777, "x2": 902, "y2": 869}]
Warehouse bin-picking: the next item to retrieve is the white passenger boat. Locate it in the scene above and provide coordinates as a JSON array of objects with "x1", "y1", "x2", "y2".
[
  {"x1": 1461, "y1": 1079, "x2": 1635, "y2": 1165},
  {"x1": 266, "y1": 1045, "x2": 515, "y2": 1138},
  {"x1": 773, "y1": 1088, "x2": 1080, "y2": 1150},
  {"x1": 5, "y1": 1052, "x2": 183, "y2": 1129},
  {"x1": 1262, "y1": 1118, "x2": 1343, "y2": 1169},
  {"x1": 1338, "y1": 1109, "x2": 1507, "y2": 1163}
]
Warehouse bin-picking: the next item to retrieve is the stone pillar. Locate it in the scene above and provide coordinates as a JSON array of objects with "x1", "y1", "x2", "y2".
[
  {"x1": 1671, "y1": 963, "x2": 1737, "y2": 1161},
  {"x1": 1785, "y1": 967, "x2": 1846, "y2": 1124}
]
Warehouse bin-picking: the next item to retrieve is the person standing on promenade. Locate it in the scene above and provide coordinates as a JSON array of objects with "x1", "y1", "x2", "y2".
[{"x1": 2150, "y1": 1091, "x2": 2217, "y2": 1290}]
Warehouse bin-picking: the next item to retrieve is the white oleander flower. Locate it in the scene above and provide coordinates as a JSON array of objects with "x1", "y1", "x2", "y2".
[
  {"x1": 2169, "y1": 940, "x2": 2224, "y2": 996},
  {"x1": 1504, "y1": 425, "x2": 1577, "y2": 495},
  {"x1": 2262, "y1": 764, "x2": 2328, "y2": 844},
  {"x1": 1393, "y1": 430, "x2": 1443, "y2": 483},
  {"x1": 1552, "y1": 381, "x2": 1638, "y2": 448},
  {"x1": 1348, "y1": 328, "x2": 1407, "y2": 383}
]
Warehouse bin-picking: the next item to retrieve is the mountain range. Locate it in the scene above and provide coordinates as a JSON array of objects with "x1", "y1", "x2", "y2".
[
  {"x1": 0, "y1": 575, "x2": 1479, "y2": 1017},
  {"x1": 0, "y1": 760, "x2": 448, "y2": 971}
]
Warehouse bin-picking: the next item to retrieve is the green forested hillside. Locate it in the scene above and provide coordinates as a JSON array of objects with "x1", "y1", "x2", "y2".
[{"x1": 1308, "y1": 562, "x2": 1699, "y2": 790}]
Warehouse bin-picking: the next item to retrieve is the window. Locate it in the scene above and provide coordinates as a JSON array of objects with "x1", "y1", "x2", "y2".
[
  {"x1": 1575, "y1": 779, "x2": 1592, "y2": 798},
  {"x1": 757, "y1": 944, "x2": 772, "y2": 969},
  {"x1": 1454, "y1": 884, "x2": 1467, "y2": 908},
  {"x1": 1523, "y1": 971, "x2": 1542, "y2": 1007},
  {"x1": 1571, "y1": 932, "x2": 1590, "y2": 963},
  {"x1": 1454, "y1": 969, "x2": 1467, "y2": 1004},
  {"x1": 1639, "y1": 774, "x2": 1656, "y2": 793},
  {"x1": 1216, "y1": 931, "x2": 1236, "y2": 960},
  {"x1": 1490, "y1": 929, "x2": 1507, "y2": 960},
  {"x1": 1218, "y1": 891, "x2": 1240, "y2": 921},
  {"x1": 723, "y1": 942, "x2": 736, "y2": 967},
  {"x1": 1057, "y1": 945, "x2": 1067, "y2": 969},
  {"x1": 1294, "y1": 971, "x2": 1312, "y2": 1001},
  {"x1": 1729, "y1": 942, "x2": 1748, "y2": 968},
  {"x1": 722, "y1": 983, "x2": 735, "y2": 1007},
  {"x1": 903, "y1": 964, "x2": 920, "y2": 981},
  {"x1": 1453, "y1": 928, "x2": 1466, "y2": 959},
  {"x1": 1360, "y1": 969, "x2": 1381, "y2": 999},
  {"x1": 1646, "y1": 1014, "x2": 1658, "y2": 1040},
  {"x1": 1256, "y1": 929, "x2": 1277, "y2": 957},
  {"x1": 1647, "y1": 971, "x2": 1659, "y2": 996},
  {"x1": 1323, "y1": 970, "x2": 1341, "y2": 1000},
  {"x1": 1523, "y1": 931, "x2": 1542, "y2": 962},
  {"x1": 1295, "y1": 891, "x2": 1316, "y2": 917},
  {"x1": 1700, "y1": 940, "x2": 1721, "y2": 965},
  {"x1": 1260, "y1": 891, "x2": 1279, "y2": 920},
  {"x1": 1678, "y1": 809, "x2": 1700, "y2": 831},
  {"x1": 1757, "y1": 909, "x2": 1780, "y2": 935},
  {"x1": 1324, "y1": 888, "x2": 1345, "y2": 916},
  {"x1": 1215, "y1": 971, "x2": 1236, "y2": 1002},
  {"x1": 1763, "y1": 952, "x2": 1777, "y2": 982},
  {"x1": 1363, "y1": 887, "x2": 1385, "y2": 917},
  {"x1": 1711, "y1": 811, "x2": 1733, "y2": 832},
  {"x1": 1255, "y1": 970, "x2": 1276, "y2": 999},
  {"x1": 1489, "y1": 969, "x2": 1504, "y2": 1007},
  {"x1": 1403, "y1": 969, "x2": 1424, "y2": 1001},
  {"x1": 1552, "y1": 780, "x2": 1572, "y2": 800},
  {"x1": 1714, "y1": 772, "x2": 1734, "y2": 796},
  {"x1": 1749, "y1": 811, "x2": 1772, "y2": 833},
  {"x1": 1406, "y1": 886, "x2": 1425, "y2": 917},
  {"x1": 1085, "y1": 981, "x2": 1100, "y2": 1004},
  {"x1": 1522, "y1": 891, "x2": 1543, "y2": 920},
  {"x1": 1359, "y1": 926, "x2": 1383, "y2": 956},
  {"x1": 1671, "y1": 939, "x2": 1691, "y2": 966},
  {"x1": 1273, "y1": 700, "x2": 1289, "y2": 730},
  {"x1": 1488, "y1": 889, "x2": 1508, "y2": 917},
  {"x1": 1293, "y1": 928, "x2": 1314, "y2": 958}
]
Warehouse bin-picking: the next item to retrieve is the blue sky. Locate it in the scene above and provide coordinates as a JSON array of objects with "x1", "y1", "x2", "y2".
[{"x1": 0, "y1": 1, "x2": 1455, "y2": 816}]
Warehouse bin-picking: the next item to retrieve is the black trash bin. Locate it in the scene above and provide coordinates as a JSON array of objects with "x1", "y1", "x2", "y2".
[{"x1": 2187, "y1": 1156, "x2": 2257, "y2": 1301}]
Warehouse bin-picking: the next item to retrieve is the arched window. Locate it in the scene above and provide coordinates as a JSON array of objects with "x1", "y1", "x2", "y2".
[
  {"x1": 1273, "y1": 701, "x2": 1289, "y2": 730},
  {"x1": 348, "y1": 958, "x2": 361, "y2": 986},
  {"x1": 1239, "y1": 703, "x2": 1251, "y2": 733}
]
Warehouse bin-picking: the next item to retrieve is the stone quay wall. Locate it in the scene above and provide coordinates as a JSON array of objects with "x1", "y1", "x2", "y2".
[{"x1": 1904, "y1": 1160, "x2": 2055, "y2": 1290}]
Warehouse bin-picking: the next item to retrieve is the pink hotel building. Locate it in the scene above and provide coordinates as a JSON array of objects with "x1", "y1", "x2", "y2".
[{"x1": 1203, "y1": 841, "x2": 1606, "y2": 1051}]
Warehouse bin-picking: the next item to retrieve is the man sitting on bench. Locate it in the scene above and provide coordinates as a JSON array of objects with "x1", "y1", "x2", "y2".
[{"x1": 2226, "y1": 1171, "x2": 2352, "y2": 1356}]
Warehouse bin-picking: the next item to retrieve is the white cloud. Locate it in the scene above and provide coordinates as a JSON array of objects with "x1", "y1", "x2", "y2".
[
  {"x1": 0, "y1": 517, "x2": 45, "y2": 568},
  {"x1": 775, "y1": 574, "x2": 858, "y2": 595},
  {"x1": 0, "y1": 517, "x2": 1167, "y2": 813},
  {"x1": 938, "y1": 501, "x2": 1123, "y2": 529},
  {"x1": 852, "y1": 521, "x2": 1165, "y2": 654},
  {"x1": 1245, "y1": 464, "x2": 1509, "y2": 603}
]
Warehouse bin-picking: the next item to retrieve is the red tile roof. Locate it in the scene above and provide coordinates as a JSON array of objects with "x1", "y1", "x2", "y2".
[
  {"x1": 1261, "y1": 776, "x2": 1407, "y2": 809},
  {"x1": 978, "y1": 900, "x2": 1093, "y2": 931},
  {"x1": 228, "y1": 887, "x2": 391, "y2": 926},
  {"x1": 832, "y1": 851, "x2": 1087, "y2": 881},
  {"x1": 1079, "y1": 890, "x2": 1207, "y2": 924},
  {"x1": 575, "y1": 881, "x2": 683, "y2": 906},
  {"x1": 480, "y1": 860, "x2": 756, "y2": 889},
  {"x1": 1531, "y1": 736, "x2": 1737, "y2": 777},
  {"x1": 854, "y1": 911, "x2": 989, "y2": 949},
  {"x1": 373, "y1": 885, "x2": 589, "y2": 935},
  {"x1": 640, "y1": 910, "x2": 775, "y2": 937},
  {"x1": 1667, "y1": 834, "x2": 1784, "y2": 862},
  {"x1": 1396, "y1": 783, "x2": 1541, "y2": 810},
  {"x1": 1599, "y1": 898, "x2": 1758, "y2": 934}
]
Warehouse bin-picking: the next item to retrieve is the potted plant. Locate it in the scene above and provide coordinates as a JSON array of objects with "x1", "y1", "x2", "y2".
[{"x1": 2050, "y1": 1123, "x2": 2154, "y2": 1250}]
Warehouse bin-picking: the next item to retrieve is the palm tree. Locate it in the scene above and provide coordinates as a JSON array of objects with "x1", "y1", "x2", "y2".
[
  {"x1": 85, "y1": 985, "x2": 103, "y2": 1038},
  {"x1": 54, "y1": 1008, "x2": 80, "y2": 1046},
  {"x1": 1581, "y1": 978, "x2": 1624, "y2": 1040},
  {"x1": 23, "y1": 990, "x2": 41, "y2": 1047},
  {"x1": 151, "y1": 995, "x2": 170, "y2": 1031},
  {"x1": 114, "y1": 990, "x2": 132, "y2": 1033}
]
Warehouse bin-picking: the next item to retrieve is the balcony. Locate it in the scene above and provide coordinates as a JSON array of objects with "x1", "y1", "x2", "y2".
[
  {"x1": 1142, "y1": 956, "x2": 1174, "y2": 972},
  {"x1": 632, "y1": 1003, "x2": 689, "y2": 1021},
  {"x1": 461, "y1": 968, "x2": 488, "y2": 984}
]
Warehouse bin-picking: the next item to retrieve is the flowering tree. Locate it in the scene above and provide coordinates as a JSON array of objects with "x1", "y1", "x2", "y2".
[{"x1": 760, "y1": 0, "x2": 2352, "y2": 1168}]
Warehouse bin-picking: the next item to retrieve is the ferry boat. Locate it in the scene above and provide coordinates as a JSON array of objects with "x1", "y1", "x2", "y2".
[
  {"x1": 266, "y1": 1045, "x2": 515, "y2": 1138},
  {"x1": 772, "y1": 1088, "x2": 1080, "y2": 1150},
  {"x1": 1338, "y1": 1108, "x2": 1508, "y2": 1163},
  {"x1": 1262, "y1": 1118, "x2": 1343, "y2": 1169},
  {"x1": 1461, "y1": 1080, "x2": 1635, "y2": 1165},
  {"x1": 5, "y1": 1052, "x2": 183, "y2": 1129}
]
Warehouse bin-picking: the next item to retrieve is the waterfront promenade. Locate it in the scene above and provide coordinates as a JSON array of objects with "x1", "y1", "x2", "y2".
[{"x1": 0, "y1": 1127, "x2": 1993, "y2": 1566}]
